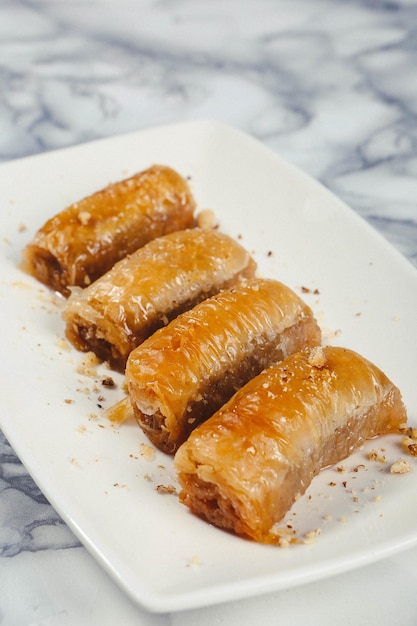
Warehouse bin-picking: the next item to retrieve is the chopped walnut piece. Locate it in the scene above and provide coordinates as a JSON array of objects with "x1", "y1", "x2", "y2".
[
  {"x1": 106, "y1": 397, "x2": 133, "y2": 424},
  {"x1": 277, "y1": 536, "x2": 291, "y2": 548},
  {"x1": 399, "y1": 425, "x2": 417, "y2": 439},
  {"x1": 196, "y1": 208, "x2": 217, "y2": 229},
  {"x1": 401, "y1": 431, "x2": 417, "y2": 457},
  {"x1": 390, "y1": 459, "x2": 411, "y2": 474},
  {"x1": 301, "y1": 286, "x2": 320, "y2": 295},
  {"x1": 101, "y1": 376, "x2": 116, "y2": 388},
  {"x1": 76, "y1": 351, "x2": 99, "y2": 377},
  {"x1": 272, "y1": 526, "x2": 297, "y2": 548},
  {"x1": 308, "y1": 346, "x2": 327, "y2": 368},
  {"x1": 368, "y1": 450, "x2": 386, "y2": 463},
  {"x1": 156, "y1": 484, "x2": 177, "y2": 495},
  {"x1": 408, "y1": 443, "x2": 417, "y2": 457}
]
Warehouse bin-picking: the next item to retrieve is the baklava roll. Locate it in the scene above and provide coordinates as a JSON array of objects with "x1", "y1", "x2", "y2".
[
  {"x1": 175, "y1": 346, "x2": 407, "y2": 543},
  {"x1": 22, "y1": 165, "x2": 196, "y2": 296},
  {"x1": 63, "y1": 228, "x2": 256, "y2": 371},
  {"x1": 126, "y1": 278, "x2": 321, "y2": 453}
]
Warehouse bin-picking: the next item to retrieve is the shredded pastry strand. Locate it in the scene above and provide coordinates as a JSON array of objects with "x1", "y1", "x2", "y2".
[
  {"x1": 63, "y1": 228, "x2": 256, "y2": 370},
  {"x1": 126, "y1": 278, "x2": 321, "y2": 453},
  {"x1": 174, "y1": 345, "x2": 407, "y2": 543},
  {"x1": 22, "y1": 164, "x2": 196, "y2": 296}
]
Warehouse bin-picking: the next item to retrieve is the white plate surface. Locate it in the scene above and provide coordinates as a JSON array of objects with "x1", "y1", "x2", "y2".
[{"x1": 1, "y1": 120, "x2": 416, "y2": 613}]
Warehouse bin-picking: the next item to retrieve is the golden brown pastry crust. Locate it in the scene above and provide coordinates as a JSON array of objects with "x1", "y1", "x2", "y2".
[
  {"x1": 126, "y1": 278, "x2": 321, "y2": 453},
  {"x1": 22, "y1": 165, "x2": 196, "y2": 296},
  {"x1": 174, "y1": 346, "x2": 407, "y2": 543},
  {"x1": 63, "y1": 228, "x2": 256, "y2": 370}
]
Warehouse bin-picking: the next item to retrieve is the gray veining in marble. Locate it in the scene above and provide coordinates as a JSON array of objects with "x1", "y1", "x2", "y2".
[
  {"x1": 1, "y1": 1, "x2": 416, "y2": 267},
  {"x1": 0, "y1": 432, "x2": 81, "y2": 557},
  {"x1": 0, "y1": 1, "x2": 417, "y2": 621}
]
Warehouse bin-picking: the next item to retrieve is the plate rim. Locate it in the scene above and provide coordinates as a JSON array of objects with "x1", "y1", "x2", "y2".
[{"x1": 1, "y1": 119, "x2": 417, "y2": 613}]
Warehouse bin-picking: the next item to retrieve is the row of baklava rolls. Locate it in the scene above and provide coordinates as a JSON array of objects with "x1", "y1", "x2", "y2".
[{"x1": 22, "y1": 164, "x2": 407, "y2": 543}]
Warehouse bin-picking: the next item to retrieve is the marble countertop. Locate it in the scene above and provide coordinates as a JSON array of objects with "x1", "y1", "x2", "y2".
[{"x1": 1, "y1": 1, "x2": 416, "y2": 624}]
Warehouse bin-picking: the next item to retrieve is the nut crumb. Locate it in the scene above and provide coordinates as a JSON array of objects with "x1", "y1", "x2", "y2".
[
  {"x1": 303, "y1": 528, "x2": 322, "y2": 544},
  {"x1": 277, "y1": 537, "x2": 291, "y2": 548},
  {"x1": 401, "y1": 432, "x2": 417, "y2": 457},
  {"x1": 399, "y1": 424, "x2": 416, "y2": 437},
  {"x1": 368, "y1": 450, "x2": 386, "y2": 463},
  {"x1": 77, "y1": 351, "x2": 100, "y2": 377},
  {"x1": 408, "y1": 443, "x2": 417, "y2": 457},
  {"x1": 301, "y1": 286, "x2": 320, "y2": 295},
  {"x1": 156, "y1": 484, "x2": 177, "y2": 495},
  {"x1": 101, "y1": 376, "x2": 116, "y2": 388},
  {"x1": 307, "y1": 346, "x2": 327, "y2": 368},
  {"x1": 139, "y1": 443, "x2": 155, "y2": 461},
  {"x1": 390, "y1": 459, "x2": 411, "y2": 474},
  {"x1": 196, "y1": 208, "x2": 217, "y2": 229},
  {"x1": 272, "y1": 526, "x2": 297, "y2": 547}
]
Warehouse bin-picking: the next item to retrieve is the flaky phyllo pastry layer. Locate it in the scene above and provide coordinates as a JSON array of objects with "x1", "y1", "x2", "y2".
[
  {"x1": 22, "y1": 164, "x2": 196, "y2": 296},
  {"x1": 174, "y1": 346, "x2": 407, "y2": 543},
  {"x1": 20, "y1": 159, "x2": 410, "y2": 548},
  {"x1": 63, "y1": 228, "x2": 256, "y2": 370},
  {"x1": 126, "y1": 278, "x2": 321, "y2": 453}
]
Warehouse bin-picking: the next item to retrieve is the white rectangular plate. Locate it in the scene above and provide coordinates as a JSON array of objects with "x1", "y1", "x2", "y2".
[{"x1": 1, "y1": 120, "x2": 416, "y2": 613}]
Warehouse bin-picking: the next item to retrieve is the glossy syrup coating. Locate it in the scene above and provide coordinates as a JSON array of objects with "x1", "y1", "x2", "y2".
[
  {"x1": 22, "y1": 164, "x2": 196, "y2": 296},
  {"x1": 63, "y1": 227, "x2": 256, "y2": 370},
  {"x1": 127, "y1": 278, "x2": 321, "y2": 453},
  {"x1": 175, "y1": 345, "x2": 407, "y2": 543}
]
